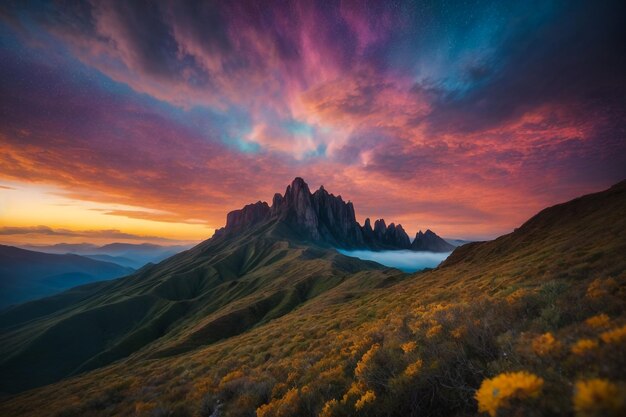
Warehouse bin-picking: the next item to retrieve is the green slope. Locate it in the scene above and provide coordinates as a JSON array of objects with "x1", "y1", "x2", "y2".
[{"x1": 0, "y1": 223, "x2": 400, "y2": 394}]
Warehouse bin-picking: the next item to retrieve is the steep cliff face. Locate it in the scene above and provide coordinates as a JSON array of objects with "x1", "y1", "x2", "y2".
[
  {"x1": 213, "y1": 201, "x2": 270, "y2": 237},
  {"x1": 214, "y1": 177, "x2": 447, "y2": 251}
]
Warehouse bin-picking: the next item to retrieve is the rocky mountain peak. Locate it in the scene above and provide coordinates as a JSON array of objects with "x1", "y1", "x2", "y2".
[
  {"x1": 373, "y1": 219, "x2": 387, "y2": 236},
  {"x1": 411, "y1": 229, "x2": 454, "y2": 252},
  {"x1": 214, "y1": 201, "x2": 270, "y2": 238},
  {"x1": 214, "y1": 177, "x2": 449, "y2": 251}
]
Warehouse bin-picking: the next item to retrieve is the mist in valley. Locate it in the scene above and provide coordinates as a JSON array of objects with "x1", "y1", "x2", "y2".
[{"x1": 337, "y1": 249, "x2": 452, "y2": 272}]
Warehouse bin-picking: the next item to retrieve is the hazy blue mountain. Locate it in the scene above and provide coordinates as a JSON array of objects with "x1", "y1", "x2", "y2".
[
  {"x1": 0, "y1": 245, "x2": 134, "y2": 308},
  {"x1": 20, "y1": 242, "x2": 192, "y2": 269}
]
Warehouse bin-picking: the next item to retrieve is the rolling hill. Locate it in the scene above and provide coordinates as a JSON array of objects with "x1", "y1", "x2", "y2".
[
  {"x1": 0, "y1": 179, "x2": 624, "y2": 417},
  {"x1": 0, "y1": 246, "x2": 134, "y2": 308}
]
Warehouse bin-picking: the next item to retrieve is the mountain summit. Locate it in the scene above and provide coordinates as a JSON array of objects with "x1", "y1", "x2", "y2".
[
  {"x1": 214, "y1": 177, "x2": 451, "y2": 251},
  {"x1": 411, "y1": 229, "x2": 455, "y2": 252}
]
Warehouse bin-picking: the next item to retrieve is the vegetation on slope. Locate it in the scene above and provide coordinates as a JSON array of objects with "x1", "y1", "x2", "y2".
[
  {"x1": 0, "y1": 223, "x2": 397, "y2": 393},
  {"x1": 0, "y1": 181, "x2": 625, "y2": 417}
]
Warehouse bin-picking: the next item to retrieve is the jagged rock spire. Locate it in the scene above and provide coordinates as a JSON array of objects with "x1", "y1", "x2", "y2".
[{"x1": 214, "y1": 177, "x2": 450, "y2": 251}]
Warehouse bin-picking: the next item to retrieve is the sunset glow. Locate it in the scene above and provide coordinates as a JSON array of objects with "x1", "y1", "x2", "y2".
[{"x1": 1, "y1": 1, "x2": 624, "y2": 244}]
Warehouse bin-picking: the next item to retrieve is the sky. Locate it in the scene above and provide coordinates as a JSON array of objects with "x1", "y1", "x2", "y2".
[{"x1": 0, "y1": 0, "x2": 625, "y2": 245}]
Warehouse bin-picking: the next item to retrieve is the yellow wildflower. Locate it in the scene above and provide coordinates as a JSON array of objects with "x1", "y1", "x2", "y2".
[
  {"x1": 405, "y1": 359, "x2": 423, "y2": 377},
  {"x1": 256, "y1": 388, "x2": 300, "y2": 417},
  {"x1": 586, "y1": 278, "x2": 617, "y2": 299},
  {"x1": 532, "y1": 332, "x2": 561, "y2": 356},
  {"x1": 220, "y1": 369, "x2": 245, "y2": 385},
  {"x1": 573, "y1": 379, "x2": 625, "y2": 417},
  {"x1": 571, "y1": 339, "x2": 599, "y2": 355},
  {"x1": 475, "y1": 371, "x2": 544, "y2": 417},
  {"x1": 600, "y1": 325, "x2": 626, "y2": 344},
  {"x1": 401, "y1": 341, "x2": 417, "y2": 353},
  {"x1": 354, "y1": 390, "x2": 376, "y2": 410},
  {"x1": 426, "y1": 324, "x2": 442, "y2": 338},
  {"x1": 344, "y1": 382, "x2": 364, "y2": 399},
  {"x1": 319, "y1": 399, "x2": 338, "y2": 417},
  {"x1": 355, "y1": 344, "x2": 379, "y2": 379},
  {"x1": 585, "y1": 314, "x2": 610, "y2": 328}
]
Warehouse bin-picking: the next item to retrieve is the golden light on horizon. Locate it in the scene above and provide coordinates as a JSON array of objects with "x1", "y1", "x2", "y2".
[{"x1": 0, "y1": 180, "x2": 211, "y2": 245}]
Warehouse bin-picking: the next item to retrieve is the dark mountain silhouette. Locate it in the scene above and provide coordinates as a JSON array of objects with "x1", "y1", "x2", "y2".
[
  {"x1": 0, "y1": 245, "x2": 134, "y2": 308},
  {"x1": 215, "y1": 177, "x2": 448, "y2": 251},
  {"x1": 411, "y1": 229, "x2": 455, "y2": 252}
]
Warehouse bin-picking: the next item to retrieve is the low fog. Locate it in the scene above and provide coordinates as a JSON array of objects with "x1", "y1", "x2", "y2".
[{"x1": 337, "y1": 249, "x2": 452, "y2": 273}]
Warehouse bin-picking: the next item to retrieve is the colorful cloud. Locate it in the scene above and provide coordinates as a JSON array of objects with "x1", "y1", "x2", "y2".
[{"x1": 0, "y1": 0, "x2": 624, "y2": 242}]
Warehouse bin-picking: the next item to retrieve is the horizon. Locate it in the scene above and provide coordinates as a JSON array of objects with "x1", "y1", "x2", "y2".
[{"x1": 1, "y1": 1, "x2": 625, "y2": 246}]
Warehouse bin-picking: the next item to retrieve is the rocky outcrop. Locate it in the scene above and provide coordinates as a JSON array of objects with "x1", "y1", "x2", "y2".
[
  {"x1": 410, "y1": 229, "x2": 455, "y2": 252},
  {"x1": 213, "y1": 201, "x2": 269, "y2": 237},
  {"x1": 214, "y1": 177, "x2": 450, "y2": 251}
]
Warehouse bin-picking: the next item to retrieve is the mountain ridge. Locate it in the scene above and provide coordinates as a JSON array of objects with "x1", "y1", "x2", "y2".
[
  {"x1": 215, "y1": 177, "x2": 451, "y2": 252},
  {"x1": 19, "y1": 242, "x2": 193, "y2": 269}
]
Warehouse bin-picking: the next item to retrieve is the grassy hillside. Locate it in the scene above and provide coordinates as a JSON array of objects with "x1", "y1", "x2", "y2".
[
  {"x1": 0, "y1": 225, "x2": 398, "y2": 394},
  {"x1": 0, "y1": 246, "x2": 134, "y2": 308},
  {"x1": 1, "y1": 181, "x2": 625, "y2": 417}
]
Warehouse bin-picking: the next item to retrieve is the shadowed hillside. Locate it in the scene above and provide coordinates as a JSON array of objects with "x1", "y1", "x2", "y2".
[{"x1": 0, "y1": 181, "x2": 625, "y2": 417}]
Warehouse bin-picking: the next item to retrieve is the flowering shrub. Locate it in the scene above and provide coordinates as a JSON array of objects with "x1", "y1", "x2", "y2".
[
  {"x1": 532, "y1": 332, "x2": 561, "y2": 356},
  {"x1": 354, "y1": 390, "x2": 376, "y2": 410},
  {"x1": 404, "y1": 359, "x2": 423, "y2": 377},
  {"x1": 256, "y1": 388, "x2": 300, "y2": 417},
  {"x1": 475, "y1": 372, "x2": 544, "y2": 417},
  {"x1": 426, "y1": 324, "x2": 442, "y2": 338},
  {"x1": 401, "y1": 341, "x2": 416, "y2": 353},
  {"x1": 585, "y1": 314, "x2": 610, "y2": 328},
  {"x1": 599, "y1": 325, "x2": 626, "y2": 344},
  {"x1": 571, "y1": 339, "x2": 598, "y2": 355},
  {"x1": 342, "y1": 382, "x2": 364, "y2": 402},
  {"x1": 573, "y1": 379, "x2": 625, "y2": 417},
  {"x1": 354, "y1": 344, "x2": 380, "y2": 379},
  {"x1": 319, "y1": 399, "x2": 338, "y2": 417},
  {"x1": 586, "y1": 278, "x2": 618, "y2": 299}
]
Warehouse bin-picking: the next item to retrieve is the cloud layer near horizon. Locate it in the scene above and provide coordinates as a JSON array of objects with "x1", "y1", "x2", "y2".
[
  {"x1": 0, "y1": 225, "x2": 177, "y2": 241},
  {"x1": 0, "y1": 0, "x2": 625, "y2": 240}
]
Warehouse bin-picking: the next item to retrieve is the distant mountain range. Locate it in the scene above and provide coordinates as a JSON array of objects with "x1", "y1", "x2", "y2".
[
  {"x1": 20, "y1": 242, "x2": 192, "y2": 269},
  {"x1": 215, "y1": 177, "x2": 454, "y2": 252},
  {"x1": 0, "y1": 245, "x2": 134, "y2": 308},
  {"x1": 444, "y1": 238, "x2": 472, "y2": 247}
]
